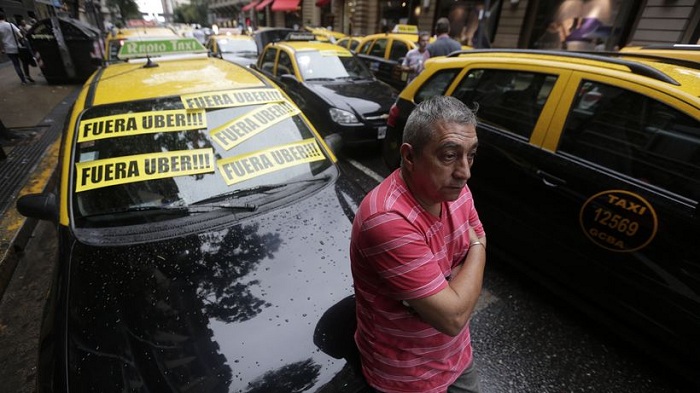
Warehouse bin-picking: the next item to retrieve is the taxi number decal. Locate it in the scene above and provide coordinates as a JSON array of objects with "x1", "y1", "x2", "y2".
[
  {"x1": 181, "y1": 88, "x2": 287, "y2": 109},
  {"x1": 218, "y1": 138, "x2": 325, "y2": 185},
  {"x1": 75, "y1": 148, "x2": 215, "y2": 192},
  {"x1": 579, "y1": 190, "x2": 658, "y2": 252},
  {"x1": 78, "y1": 109, "x2": 206, "y2": 142},
  {"x1": 210, "y1": 102, "x2": 300, "y2": 150}
]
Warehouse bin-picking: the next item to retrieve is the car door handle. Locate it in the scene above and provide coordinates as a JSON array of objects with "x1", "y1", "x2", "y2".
[{"x1": 536, "y1": 170, "x2": 566, "y2": 187}]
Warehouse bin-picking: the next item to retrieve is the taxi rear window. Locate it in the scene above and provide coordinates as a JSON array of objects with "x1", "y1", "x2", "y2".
[{"x1": 71, "y1": 90, "x2": 334, "y2": 228}]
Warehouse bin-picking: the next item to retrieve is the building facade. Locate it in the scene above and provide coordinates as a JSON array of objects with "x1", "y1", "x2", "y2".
[
  {"x1": 0, "y1": 0, "x2": 38, "y2": 23},
  {"x1": 209, "y1": 0, "x2": 700, "y2": 48}
]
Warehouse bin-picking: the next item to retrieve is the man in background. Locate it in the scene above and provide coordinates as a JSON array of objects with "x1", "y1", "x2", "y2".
[
  {"x1": 427, "y1": 17, "x2": 462, "y2": 57},
  {"x1": 401, "y1": 31, "x2": 430, "y2": 85}
]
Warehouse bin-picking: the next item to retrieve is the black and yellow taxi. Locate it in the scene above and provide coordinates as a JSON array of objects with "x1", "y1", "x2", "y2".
[
  {"x1": 335, "y1": 35, "x2": 363, "y2": 52},
  {"x1": 104, "y1": 26, "x2": 179, "y2": 63},
  {"x1": 383, "y1": 49, "x2": 700, "y2": 385},
  {"x1": 17, "y1": 37, "x2": 367, "y2": 392},
  {"x1": 304, "y1": 26, "x2": 347, "y2": 43},
  {"x1": 253, "y1": 32, "x2": 396, "y2": 148},
  {"x1": 355, "y1": 25, "x2": 471, "y2": 90},
  {"x1": 205, "y1": 31, "x2": 258, "y2": 67},
  {"x1": 354, "y1": 25, "x2": 424, "y2": 90}
]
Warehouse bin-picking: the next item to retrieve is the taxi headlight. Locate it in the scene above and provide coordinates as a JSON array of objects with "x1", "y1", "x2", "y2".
[{"x1": 329, "y1": 108, "x2": 361, "y2": 125}]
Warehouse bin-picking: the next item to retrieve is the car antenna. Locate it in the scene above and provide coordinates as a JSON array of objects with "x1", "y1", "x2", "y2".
[{"x1": 143, "y1": 54, "x2": 158, "y2": 68}]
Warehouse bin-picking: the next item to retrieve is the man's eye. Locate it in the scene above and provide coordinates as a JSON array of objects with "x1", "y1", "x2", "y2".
[{"x1": 442, "y1": 153, "x2": 457, "y2": 161}]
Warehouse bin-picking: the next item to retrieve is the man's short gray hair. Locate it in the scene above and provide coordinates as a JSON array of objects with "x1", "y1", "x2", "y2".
[{"x1": 403, "y1": 96, "x2": 477, "y2": 156}]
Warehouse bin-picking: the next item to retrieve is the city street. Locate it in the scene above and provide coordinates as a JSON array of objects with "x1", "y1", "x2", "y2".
[{"x1": 0, "y1": 61, "x2": 695, "y2": 392}]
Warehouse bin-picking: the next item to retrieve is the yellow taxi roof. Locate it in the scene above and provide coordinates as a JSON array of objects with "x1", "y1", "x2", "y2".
[
  {"x1": 619, "y1": 45, "x2": 700, "y2": 63},
  {"x1": 435, "y1": 50, "x2": 700, "y2": 98},
  {"x1": 81, "y1": 57, "x2": 267, "y2": 107},
  {"x1": 304, "y1": 26, "x2": 346, "y2": 40}
]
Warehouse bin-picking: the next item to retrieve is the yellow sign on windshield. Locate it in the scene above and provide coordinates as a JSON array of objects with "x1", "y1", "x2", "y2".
[
  {"x1": 181, "y1": 88, "x2": 288, "y2": 110},
  {"x1": 218, "y1": 139, "x2": 325, "y2": 185},
  {"x1": 78, "y1": 109, "x2": 206, "y2": 142},
  {"x1": 75, "y1": 148, "x2": 215, "y2": 192},
  {"x1": 210, "y1": 102, "x2": 300, "y2": 150}
]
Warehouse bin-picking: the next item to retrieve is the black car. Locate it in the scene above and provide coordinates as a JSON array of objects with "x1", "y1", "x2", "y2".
[
  {"x1": 252, "y1": 34, "x2": 397, "y2": 148},
  {"x1": 17, "y1": 39, "x2": 367, "y2": 392}
]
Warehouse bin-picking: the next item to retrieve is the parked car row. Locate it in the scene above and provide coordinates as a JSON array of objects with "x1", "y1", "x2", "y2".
[{"x1": 17, "y1": 28, "x2": 700, "y2": 390}]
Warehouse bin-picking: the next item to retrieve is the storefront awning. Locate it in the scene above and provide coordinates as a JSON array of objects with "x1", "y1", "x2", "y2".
[
  {"x1": 315, "y1": 0, "x2": 330, "y2": 7},
  {"x1": 255, "y1": 0, "x2": 274, "y2": 10},
  {"x1": 241, "y1": 0, "x2": 259, "y2": 11},
  {"x1": 271, "y1": 0, "x2": 301, "y2": 12}
]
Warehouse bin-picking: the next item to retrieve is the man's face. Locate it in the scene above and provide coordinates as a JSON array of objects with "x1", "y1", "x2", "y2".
[
  {"x1": 404, "y1": 121, "x2": 478, "y2": 207},
  {"x1": 418, "y1": 35, "x2": 429, "y2": 50}
]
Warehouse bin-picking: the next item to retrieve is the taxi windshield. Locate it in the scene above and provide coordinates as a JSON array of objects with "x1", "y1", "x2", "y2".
[
  {"x1": 295, "y1": 50, "x2": 373, "y2": 81},
  {"x1": 71, "y1": 90, "x2": 334, "y2": 228},
  {"x1": 218, "y1": 38, "x2": 258, "y2": 54}
]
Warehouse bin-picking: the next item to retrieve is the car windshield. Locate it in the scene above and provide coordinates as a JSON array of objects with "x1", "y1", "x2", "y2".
[
  {"x1": 295, "y1": 50, "x2": 373, "y2": 81},
  {"x1": 218, "y1": 38, "x2": 258, "y2": 54},
  {"x1": 71, "y1": 90, "x2": 335, "y2": 228}
]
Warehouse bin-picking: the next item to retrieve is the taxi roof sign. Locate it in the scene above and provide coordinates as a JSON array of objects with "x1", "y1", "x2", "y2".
[
  {"x1": 284, "y1": 32, "x2": 317, "y2": 41},
  {"x1": 118, "y1": 38, "x2": 207, "y2": 59},
  {"x1": 392, "y1": 24, "x2": 419, "y2": 34}
]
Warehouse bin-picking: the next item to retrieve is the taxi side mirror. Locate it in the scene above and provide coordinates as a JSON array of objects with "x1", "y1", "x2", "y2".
[{"x1": 16, "y1": 193, "x2": 58, "y2": 222}]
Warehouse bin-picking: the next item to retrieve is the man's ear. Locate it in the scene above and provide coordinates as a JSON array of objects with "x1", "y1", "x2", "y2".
[{"x1": 399, "y1": 143, "x2": 413, "y2": 169}]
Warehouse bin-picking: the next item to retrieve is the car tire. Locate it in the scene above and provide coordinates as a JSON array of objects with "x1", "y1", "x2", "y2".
[{"x1": 382, "y1": 126, "x2": 402, "y2": 171}]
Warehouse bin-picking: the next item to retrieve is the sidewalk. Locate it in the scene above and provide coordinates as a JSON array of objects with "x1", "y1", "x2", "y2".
[{"x1": 0, "y1": 60, "x2": 80, "y2": 300}]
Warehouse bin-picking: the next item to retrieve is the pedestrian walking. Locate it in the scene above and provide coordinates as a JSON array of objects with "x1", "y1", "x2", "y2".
[
  {"x1": 0, "y1": 12, "x2": 30, "y2": 84},
  {"x1": 401, "y1": 31, "x2": 430, "y2": 85},
  {"x1": 427, "y1": 17, "x2": 462, "y2": 57}
]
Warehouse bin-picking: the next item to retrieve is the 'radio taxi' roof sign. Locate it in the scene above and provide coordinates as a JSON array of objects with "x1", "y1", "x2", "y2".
[{"x1": 117, "y1": 38, "x2": 207, "y2": 59}]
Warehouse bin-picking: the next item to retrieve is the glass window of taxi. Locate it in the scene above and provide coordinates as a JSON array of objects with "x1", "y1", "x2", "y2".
[
  {"x1": 71, "y1": 96, "x2": 335, "y2": 228},
  {"x1": 217, "y1": 38, "x2": 257, "y2": 55},
  {"x1": 295, "y1": 50, "x2": 373, "y2": 81},
  {"x1": 558, "y1": 80, "x2": 700, "y2": 202}
]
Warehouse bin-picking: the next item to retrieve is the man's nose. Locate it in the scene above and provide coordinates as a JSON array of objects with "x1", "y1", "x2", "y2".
[{"x1": 454, "y1": 156, "x2": 471, "y2": 180}]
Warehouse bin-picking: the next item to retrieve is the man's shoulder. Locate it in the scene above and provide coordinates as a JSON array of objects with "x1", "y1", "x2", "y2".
[{"x1": 358, "y1": 171, "x2": 416, "y2": 217}]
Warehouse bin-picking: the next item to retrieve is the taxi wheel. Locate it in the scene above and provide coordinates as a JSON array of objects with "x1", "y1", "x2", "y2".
[{"x1": 382, "y1": 127, "x2": 402, "y2": 171}]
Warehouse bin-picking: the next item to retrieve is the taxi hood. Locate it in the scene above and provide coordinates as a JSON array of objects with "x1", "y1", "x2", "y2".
[
  {"x1": 46, "y1": 176, "x2": 364, "y2": 392},
  {"x1": 306, "y1": 79, "x2": 396, "y2": 116}
]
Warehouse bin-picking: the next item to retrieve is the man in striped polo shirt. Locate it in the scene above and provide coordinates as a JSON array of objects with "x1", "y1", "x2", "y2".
[{"x1": 350, "y1": 96, "x2": 486, "y2": 393}]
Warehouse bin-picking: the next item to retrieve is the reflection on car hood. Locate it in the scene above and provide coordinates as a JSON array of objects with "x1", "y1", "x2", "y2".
[
  {"x1": 306, "y1": 80, "x2": 395, "y2": 116},
  {"x1": 62, "y1": 177, "x2": 363, "y2": 392}
]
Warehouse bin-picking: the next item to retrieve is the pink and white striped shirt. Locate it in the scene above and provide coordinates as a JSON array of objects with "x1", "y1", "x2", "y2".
[{"x1": 350, "y1": 169, "x2": 485, "y2": 393}]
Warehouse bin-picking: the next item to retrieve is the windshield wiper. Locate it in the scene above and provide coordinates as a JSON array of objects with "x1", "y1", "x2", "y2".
[
  {"x1": 305, "y1": 77, "x2": 336, "y2": 81},
  {"x1": 191, "y1": 184, "x2": 286, "y2": 206},
  {"x1": 191, "y1": 176, "x2": 332, "y2": 206},
  {"x1": 80, "y1": 204, "x2": 256, "y2": 219}
]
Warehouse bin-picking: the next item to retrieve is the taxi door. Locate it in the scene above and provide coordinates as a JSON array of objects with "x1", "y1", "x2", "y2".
[{"x1": 532, "y1": 71, "x2": 700, "y2": 367}]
